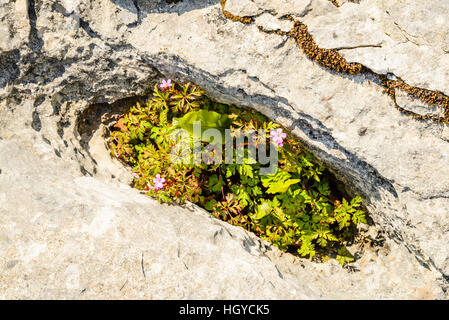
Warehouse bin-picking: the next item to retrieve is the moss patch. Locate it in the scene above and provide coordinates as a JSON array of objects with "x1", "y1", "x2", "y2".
[
  {"x1": 289, "y1": 19, "x2": 364, "y2": 75},
  {"x1": 220, "y1": 0, "x2": 253, "y2": 24}
]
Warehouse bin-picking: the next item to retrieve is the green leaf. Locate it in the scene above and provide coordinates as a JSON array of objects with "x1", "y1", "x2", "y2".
[
  {"x1": 205, "y1": 199, "x2": 217, "y2": 211},
  {"x1": 224, "y1": 164, "x2": 236, "y2": 178},
  {"x1": 261, "y1": 170, "x2": 300, "y2": 194},
  {"x1": 254, "y1": 200, "x2": 272, "y2": 219},
  {"x1": 208, "y1": 174, "x2": 222, "y2": 194},
  {"x1": 336, "y1": 247, "x2": 354, "y2": 266},
  {"x1": 272, "y1": 197, "x2": 280, "y2": 208},
  {"x1": 297, "y1": 237, "x2": 316, "y2": 259},
  {"x1": 172, "y1": 110, "x2": 229, "y2": 142},
  {"x1": 317, "y1": 237, "x2": 327, "y2": 247},
  {"x1": 240, "y1": 164, "x2": 254, "y2": 179},
  {"x1": 265, "y1": 179, "x2": 301, "y2": 194},
  {"x1": 351, "y1": 209, "x2": 367, "y2": 224},
  {"x1": 317, "y1": 182, "x2": 330, "y2": 196}
]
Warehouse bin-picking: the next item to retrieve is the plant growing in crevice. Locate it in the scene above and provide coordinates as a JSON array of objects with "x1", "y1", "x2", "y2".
[{"x1": 109, "y1": 80, "x2": 366, "y2": 265}]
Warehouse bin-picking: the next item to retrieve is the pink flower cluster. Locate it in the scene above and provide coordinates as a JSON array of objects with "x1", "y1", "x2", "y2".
[
  {"x1": 144, "y1": 174, "x2": 166, "y2": 191},
  {"x1": 152, "y1": 174, "x2": 166, "y2": 190},
  {"x1": 160, "y1": 79, "x2": 172, "y2": 90},
  {"x1": 270, "y1": 128, "x2": 287, "y2": 147}
]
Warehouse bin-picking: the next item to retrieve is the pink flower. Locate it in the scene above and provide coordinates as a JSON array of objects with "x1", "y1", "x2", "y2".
[
  {"x1": 270, "y1": 128, "x2": 287, "y2": 147},
  {"x1": 160, "y1": 79, "x2": 172, "y2": 90},
  {"x1": 152, "y1": 174, "x2": 166, "y2": 191}
]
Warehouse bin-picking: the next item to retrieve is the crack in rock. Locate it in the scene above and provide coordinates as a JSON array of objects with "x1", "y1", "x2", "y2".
[{"x1": 221, "y1": 0, "x2": 449, "y2": 124}]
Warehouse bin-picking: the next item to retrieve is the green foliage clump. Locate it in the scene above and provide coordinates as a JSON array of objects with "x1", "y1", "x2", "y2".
[{"x1": 109, "y1": 80, "x2": 367, "y2": 265}]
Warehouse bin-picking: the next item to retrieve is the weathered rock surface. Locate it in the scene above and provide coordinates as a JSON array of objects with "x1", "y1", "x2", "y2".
[
  {"x1": 302, "y1": 0, "x2": 449, "y2": 96},
  {"x1": 0, "y1": 0, "x2": 448, "y2": 299},
  {"x1": 0, "y1": 135, "x2": 443, "y2": 299}
]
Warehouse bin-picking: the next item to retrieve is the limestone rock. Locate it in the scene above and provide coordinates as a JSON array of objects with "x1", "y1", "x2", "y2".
[
  {"x1": 0, "y1": 0, "x2": 448, "y2": 299},
  {"x1": 301, "y1": 0, "x2": 449, "y2": 95},
  {"x1": 226, "y1": 0, "x2": 260, "y2": 17},
  {"x1": 255, "y1": 13, "x2": 294, "y2": 33},
  {"x1": 0, "y1": 137, "x2": 443, "y2": 299},
  {"x1": 0, "y1": 0, "x2": 29, "y2": 52}
]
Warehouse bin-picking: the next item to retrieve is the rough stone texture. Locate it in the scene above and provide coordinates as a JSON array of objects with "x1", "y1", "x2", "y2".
[
  {"x1": 0, "y1": 0, "x2": 29, "y2": 52},
  {"x1": 0, "y1": 136, "x2": 442, "y2": 299},
  {"x1": 301, "y1": 0, "x2": 449, "y2": 95},
  {"x1": 0, "y1": 0, "x2": 448, "y2": 299}
]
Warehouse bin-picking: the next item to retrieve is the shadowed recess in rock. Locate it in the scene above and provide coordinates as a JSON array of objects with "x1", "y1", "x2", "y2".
[{"x1": 102, "y1": 80, "x2": 370, "y2": 265}]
